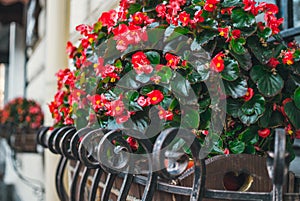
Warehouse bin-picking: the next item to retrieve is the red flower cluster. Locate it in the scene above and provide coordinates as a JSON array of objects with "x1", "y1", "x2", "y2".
[
  {"x1": 105, "y1": 97, "x2": 131, "y2": 124},
  {"x1": 165, "y1": 53, "x2": 181, "y2": 69},
  {"x1": 112, "y1": 24, "x2": 148, "y2": 51},
  {"x1": 49, "y1": 69, "x2": 75, "y2": 126},
  {"x1": 210, "y1": 52, "x2": 225, "y2": 72},
  {"x1": 218, "y1": 27, "x2": 241, "y2": 42},
  {"x1": 158, "y1": 106, "x2": 173, "y2": 121},
  {"x1": 156, "y1": 0, "x2": 204, "y2": 27},
  {"x1": 131, "y1": 52, "x2": 153, "y2": 74},
  {"x1": 281, "y1": 50, "x2": 295, "y2": 65},
  {"x1": 1, "y1": 97, "x2": 44, "y2": 129},
  {"x1": 204, "y1": 0, "x2": 220, "y2": 12},
  {"x1": 131, "y1": 12, "x2": 154, "y2": 26},
  {"x1": 98, "y1": 10, "x2": 117, "y2": 32},
  {"x1": 242, "y1": 0, "x2": 283, "y2": 34},
  {"x1": 94, "y1": 58, "x2": 120, "y2": 81},
  {"x1": 267, "y1": 58, "x2": 280, "y2": 69},
  {"x1": 137, "y1": 90, "x2": 164, "y2": 106}
]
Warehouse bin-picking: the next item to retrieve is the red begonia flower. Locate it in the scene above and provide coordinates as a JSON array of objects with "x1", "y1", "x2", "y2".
[
  {"x1": 267, "y1": 58, "x2": 280, "y2": 68},
  {"x1": 165, "y1": 53, "x2": 180, "y2": 69},
  {"x1": 158, "y1": 106, "x2": 174, "y2": 121},
  {"x1": 210, "y1": 52, "x2": 225, "y2": 72},
  {"x1": 258, "y1": 128, "x2": 271, "y2": 138},
  {"x1": 147, "y1": 90, "x2": 164, "y2": 105},
  {"x1": 179, "y1": 11, "x2": 190, "y2": 26},
  {"x1": 243, "y1": 88, "x2": 254, "y2": 102}
]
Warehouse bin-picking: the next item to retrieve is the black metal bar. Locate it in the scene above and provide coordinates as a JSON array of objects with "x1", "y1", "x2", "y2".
[
  {"x1": 88, "y1": 168, "x2": 103, "y2": 201},
  {"x1": 204, "y1": 189, "x2": 272, "y2": 200},
  {"x1": 117, "y1": 173, "x2": 134, "y2": 201},
  {"x1": 55, "y1": 156, "x2": 69, "y2": 201},
  {"x1": 101, "y1": 173, "x2": 117, "y2": 201},
  {"x1": 287, "y1": 0, "x2": 294, "y2": 29},
  {"x1": 70, "y1": 161, "x2": 82, "y2": 201},
  {"x1": 78, "y1": 167, "x2": 91, "y2": 201},
  {"x1": 280, "y1": 27, "x2": 300, "y2": 39}
]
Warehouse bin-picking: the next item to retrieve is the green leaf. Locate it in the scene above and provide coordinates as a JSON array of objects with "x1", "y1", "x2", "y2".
[
  {"x1": 194, "y1": 61, "x2": 210, "y2": 81},
  {"x1": 284, "y1": 101, "x2": 300, "y2": 129},
  {"x1": 221, "y1": 58, "x2": 239, "y2": 81},
  {"x1": 250, "y1": 65, "x2": 284, "y2": 97},
  {"x1": 169, "y1": 99, "x2": 179, "y2": 110},
  {"x1": 127, "y1": 3, "x2": 142, "y2": 15},
  {"x1": 221, "y1": 0, "x2": 243, "y2": 7},
  {"x1": 140, "y1": 86, "x2": 154, "y2": 95},
  {"x1": 239, "y1": 94, "x2": 265, "y2": 125},
  {"x1": 188, "y1": 70, "x2": 203, "y2": 83},
  {"x1": 93, "y1": 22, "x2": 102, "y2": 32},
  {"x1": 182, "y1": 108, "x2": 200, "y2": 129},
  {"x1": 229, "y1": 140, "x2": 245, "y2": 154},
  {"x1": 145, "y1": 51, "x2": 161, "y2": 64},
  {"x1": 199, "y1": 108, "x2": 211, "y2": 129},
  {"x1": 117, "y1": 73, "x2": 141, "y2": 89},
  {"x1": 294, "y1": 87, "x2": 300, "y2": 109},
  {"x1": 231, "y1": 8, "x2": 256, "y2": 28},
  {"x1": 247, "y1": 36, "x2": 273, "y2": 64},
  {"x1": 259, "y1": 105, "x2": 285, "y2": 128},
  {"x1": 127, "y1": 101, "x2": 143, "y2": 111},
  {"x1": 170, "y1": 74, "x2": 192, "y2": 98},
  {"x1": 199, "y1": 94, "x2": 211, "y2": 109},
  {"x1": 230, "y1": 49, "x2": 252, "y2": 71},
  {"x1": 227, "y1": 98, "x2": 242, "y2": 118},
  {"x1": 194, "y1": 30, "x2": 218, "y2": 46},
  {"x1": 239, "y1": 127, "x2": 259, "y2": 145},
  {"x1": 230, "y1": 38, "x2": 246, "y2": 54},
  {"x1": 157, "y1": 66, "x2": 173, "y2": 83},
  {"x1": 258, "y1": 27, "x2": 272, "y2": 39},
  {"x1": 125, "y1": 90, "x2": 139, "y2": 101},
  {"x1": 223, "y1": 78, "x2": 248, "y2": 98},
  {"x1": 143, "y1": 0, "x2": 163, "y2": 11},
  {"x1": 164, "y1": 26, "x2": 190, "y2": 42}
]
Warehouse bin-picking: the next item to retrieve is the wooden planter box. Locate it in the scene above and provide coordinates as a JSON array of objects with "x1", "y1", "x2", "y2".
[{"x1": 5, "y1": 128, "x2": 39, "y2": 153}]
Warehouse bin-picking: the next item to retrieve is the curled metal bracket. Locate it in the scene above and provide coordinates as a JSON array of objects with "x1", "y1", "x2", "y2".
[
  {"x1": 78, "y1": 128, "x2": 109, "y2": 168},
  {"x1": 153, "y1": 127, "x2": 206, "y2": 201}
]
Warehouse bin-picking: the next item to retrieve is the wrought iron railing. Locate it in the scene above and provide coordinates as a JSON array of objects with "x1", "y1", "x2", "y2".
[{"x1": 37, "y1": 127, "x2": 300, "y2": 201}]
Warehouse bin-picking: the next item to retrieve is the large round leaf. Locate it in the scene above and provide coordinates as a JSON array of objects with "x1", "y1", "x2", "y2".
[
  {"x1": 182, "y1": 108, "x2": 200, "y2": 129},
  {"x1": 223, "y1": 78, "x2": 248, "y2": 98},
  {"x1": 250, "y1": 65, "x2": 284, "y2": 97},
  {"x1": 294, "y1": 87, "x2": 300, "y2": 109},
  {"x1": 247, "y1": 36, "x2": 273, "y2": 64},
  {"x1": 231, "y1": 8, "x2": 255, "y2": 29},
  {"x1": 229, "y1": 140, "x2": 245, "y2": 154},
  {"x1": 230, "y1": 38, "x2": 246, "y2": 55},
  {"x1": 238, "y1": 94, "x2": 265, "y2": 125},
  {"x1": 221, "y1": 59, "x2": 239, "y2": 81},
  {"x1": 259, "y1": 104, "x2": 284, "y2": 128},
  {"x1": 221, "y1": 0, "x2": 243, "y2": 7},
  {"x1": 230, "y1": 49, "x2": 252, "y2": 71},
  {"x1": 227, "y1": 98, "x2": 242, "y2": 118},
  {"x1": 284, "y1": 101, "x2": 300, "y2": 129}
]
